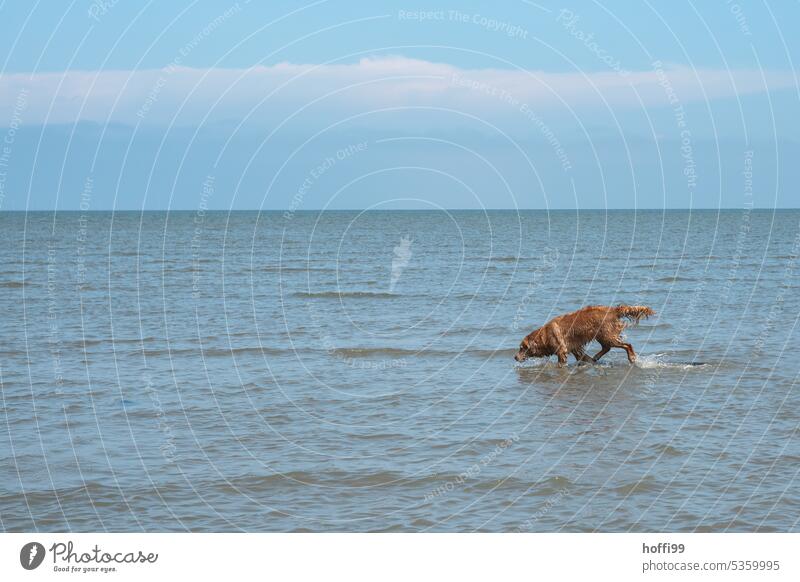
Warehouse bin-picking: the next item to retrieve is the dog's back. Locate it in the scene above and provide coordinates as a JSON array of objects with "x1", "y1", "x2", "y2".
[
  {"x1": 553, "y1": 305, "x2": 621, "y2": 349},
  {"x1": 554, "y1": 305, "x2": 654, "y2": 348}
]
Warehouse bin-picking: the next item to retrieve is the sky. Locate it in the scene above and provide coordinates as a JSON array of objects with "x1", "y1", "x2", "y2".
[{"x1": 0, "y1": 0, "x2": 798, "y2": 210}]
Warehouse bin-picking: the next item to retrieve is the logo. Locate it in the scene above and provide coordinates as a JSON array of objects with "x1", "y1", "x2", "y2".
[
  {"x1": 20, "y1": 542, "x2": 45, "y2": 570},
  {"x1": 389, "y1": 235, "x2": 413, "y2": 293}
]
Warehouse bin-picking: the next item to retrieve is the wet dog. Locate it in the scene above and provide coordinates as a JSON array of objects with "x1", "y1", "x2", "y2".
[{"x1": 514, "y1": 305, "x2": 654, "y2": 366}]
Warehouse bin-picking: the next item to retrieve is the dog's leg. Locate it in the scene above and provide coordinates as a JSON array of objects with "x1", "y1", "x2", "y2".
[
  {"x1": 572, "y1": 348, "x2": 594, "y2": 364},
  {"x1": 552, "y1": 324, "x2": 569, "y2": 367},
  {"x1": 592, "y1": 344, "x2": 611, "y2": 362},
  {"x1": 609, "y1": 339, "x2": 636, "y2": 363}
]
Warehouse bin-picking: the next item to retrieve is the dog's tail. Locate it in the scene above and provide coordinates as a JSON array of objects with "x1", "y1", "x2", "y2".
[{"x1": 615, "y1": 305, "x2": 655, "y2": 323}]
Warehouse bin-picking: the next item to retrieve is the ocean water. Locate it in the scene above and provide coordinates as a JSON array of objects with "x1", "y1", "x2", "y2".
[{"x1": 1, "y1": 209, "x2": 799, "y2": 532}]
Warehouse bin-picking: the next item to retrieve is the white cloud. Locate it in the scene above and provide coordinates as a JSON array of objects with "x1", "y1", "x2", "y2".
[{"x1": 0, "y1": 56, "x2": 795, "y2": 126}]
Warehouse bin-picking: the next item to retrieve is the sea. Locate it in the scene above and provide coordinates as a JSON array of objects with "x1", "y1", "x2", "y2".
[{"x1": 1, "y1": 209, "x2": 799, "y2": 531}]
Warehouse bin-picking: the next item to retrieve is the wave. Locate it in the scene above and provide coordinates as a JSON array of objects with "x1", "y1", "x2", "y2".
[
  {"x1": 0, "y1": 481, "x2": 168, "y2": 506},
  {"x1": 205, "y1": 346, "x2": 289, "y2": 357},
  {"x1": 133, "y1": 344, "x2": 516, "y2": 359},
  {"x1": 293, "y1": 291, "x2": 399, "y2": 299},
  {"x1": 655, "y1": 276, "x2": 696, "y2": 283},
  {"x1": 112, "y1": 251, "x2": 141, "y2": 257},
  {"x1": 211, "y1": 470, "x2": 573, "y2": 493},
  {"x1": 213, "y1": 470, "x2": 436, "y2": 491},
  {"x1": 264, "y1": 266, "x2": 336, "y2": 273},
  {"x1": 610, "y1": 476, "x2": 660, "y2": 495},
  {"x1": 58, "y1": 337, "x2": 165, "y2": 349},
  {"x1": 333, "y1": 346, "x2": 515, "y2": 359},
  {"x1": 345, "y1": 432, "x2": 412, "y2": 441},
  {"x1": 444, "y1": 325, "x2": 510, "y2": 336},
  {"x1": 0, "y1": 280, "x2": 25, "y2": 288},
  {"x1": 467, "y1": 348, "x2": 517, "y2": 358},
  {"x1": 447, "y1": 293, "x2": 489, "y2": 300},
  {"x1": 334, "y1": 347, "x2": 419, "y2": 358},
  {"x1": 462, "y1": 474, "x2": 572, "y2": 494},
  {"x1": 467, "y1": 256, "x2": 531, "y2": 262},
  {"x1": 651, "y1": 443, "x2": 684, "y2": 457},
  {"x1": 488, "y1": 256, "x2": 522, "y2": 263},
  {"x1": 139, "y1": 345, "x2": 288, "y2": 358}
]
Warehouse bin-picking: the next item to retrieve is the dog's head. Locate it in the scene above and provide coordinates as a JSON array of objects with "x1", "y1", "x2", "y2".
[{"x1": 514, "y1": 331, "x2": 544, "y2": 362}]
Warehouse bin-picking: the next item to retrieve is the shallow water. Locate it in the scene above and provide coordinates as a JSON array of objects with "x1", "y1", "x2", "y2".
[{"x1": 1, "y1": 209, "x2": 799, "y2": 531}]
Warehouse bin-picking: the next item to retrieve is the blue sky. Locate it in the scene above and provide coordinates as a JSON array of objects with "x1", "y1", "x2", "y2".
[{"x1": 0, "y1": 0, "x2": 798, "y2": 209}]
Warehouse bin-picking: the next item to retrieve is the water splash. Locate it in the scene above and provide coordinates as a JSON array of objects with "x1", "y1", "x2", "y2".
[
  {"x1": 635, "y1": 353, "x2": 708, "y2": 370},
  {"x1": 514, "y1": 353, "x2": 709, "y2": 371}
]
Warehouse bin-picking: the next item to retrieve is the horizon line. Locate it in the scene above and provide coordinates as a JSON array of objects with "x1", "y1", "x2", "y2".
[{"x1": 2, "y1": 207, "x2": 798, "y2": 213}]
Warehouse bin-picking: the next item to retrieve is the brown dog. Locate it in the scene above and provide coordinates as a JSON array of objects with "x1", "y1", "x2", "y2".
[{"x1": 514, "y1": 305, "x2": 655, "y2": 366}]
